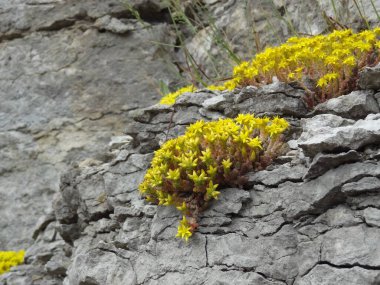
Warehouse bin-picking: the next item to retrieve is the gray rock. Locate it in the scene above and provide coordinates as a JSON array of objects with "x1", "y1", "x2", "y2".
[
  {"x1": 198, "y1": 107, "x2": 225, "y2": 120},
  {"x1": 349, "y1": 198, "x2": 380, "y2": 214},
  {"x1": 375, "y1": 92, "x2": 380, "y2": 107},
  {"x1": 175, "y1": 91, "x2": 215, "y2": 106},
  {"x1": 295, "y1": 264, "x2": 380, "y2": 285},
  {"x1": 257, "y1": 82, "x2": 305, "y2": 97},
  {"x1": 0, "y1": 12, "x2": 177, "y2": 250},
  {"x1": 45, "y1": 252, "x2": 70, "y2": 276},
  {"x1": 247, "y1": 164, "x2": 307, "y2": 186},
  {"x1": 109, "y1": 135, "x2": 134, "y2": 150},
  {"x1": 94, "y1": 16, "x2": 135, "y2": 34},
  {"x1": 300, "y1": 114, "x2": 355, "y2": 132},
  {"x1": 172, "y1": 106, "x2": 204, "y2": 125},
  {"x1": 321, "y1": 225, "x2": 380, "y2": 267},
  {"x1": 341, "y1": 177, "x2": 380, "y2": 195},
  {"x1": 207, "y1": 225, "x2": 299, "y2": 281},
  {"x1": 358, "y1": 64, "x2": 380, "y2": 90},
  {"x1": 234, "y1": 86, "x2": 258, "y2": 103},
  {"x1": 303, "y1": 150, "x2": 362, "y2": 180},
  {"x1": 314, "y1": 205, "x2": 362, "y2": 228},
  {"x1": 363, "y1": 207, "x2": 380, "y2": 227},
  {"x1": 3, "y1": 1, "x2": 380, "y2": 283},
  {"x1": 287, "y1": 139, "x2": 298, "y2": 149},
  {"x1": 145, "y1": 268, "x2": 285, "y2": 285},
  {"x1": 92, "y1": 218, "x2": 118, "y2": 233},
  {"x1": 65, "y1": 248, "x2": 137, "y2": 285},
  {"x1": 202, "y1": 188, "x2": 250, "y2": 217},
  {"x1": 298, "y1": 114, "x2": 380, "y2": 157},
  {"x1": 283, "y1": 162, "x2": 380, "y2": 219},
  {"x1": 32, "y1": 211, "x2": 56, "y2": 240},
  {"x1": 312, "y1": 90, "x2": 379, "y2": 119},
  {"x1": 202, "y1": 94, "x2": 229, "y2": 111},
  {"x1": 234, "y1": 90, "x2": 308, "y2": 117},
  {"x1": 131, "y1": 104, "x2": 173, "y2": 124}
]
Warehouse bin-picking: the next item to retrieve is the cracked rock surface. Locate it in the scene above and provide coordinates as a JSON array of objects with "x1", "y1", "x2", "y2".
[
  {"x1": 0, "y1": 0, "x2": 178, "y2": 250},
  {"x1": 2, "y1": 84, "x2": 380, "y2": 285},
  {"x1": 2, "y1": 1, "x2": 380, "y2": 284}
]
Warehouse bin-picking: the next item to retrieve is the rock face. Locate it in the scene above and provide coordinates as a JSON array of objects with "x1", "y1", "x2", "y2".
[
  {"x1": 2, "y1": 1, "x2": 380, "y2": 284},
  {"x1": 1, "y1": 0, "x2": 379, "y2": 253},
  {"x1": 2, "y1": 85, "x2": 380, "y2": 285},
  {"x1": 0, "y1": 0, "x2": 178, "y2": 250}
]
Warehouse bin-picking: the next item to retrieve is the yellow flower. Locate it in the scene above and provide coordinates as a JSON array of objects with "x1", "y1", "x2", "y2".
[
  {"x1": 247, "y1": 137, "x2": 262, "y2": 149},
  {"x1": 207, "y1": 165, "x2": 218, "y2": 178},
  {"x1": 188, "y1": 170, "x2": 208, "y2": 186},
  {"x1": 222, "y1": 158, "x2": 232, "y2": 172},
  {"x1": 178, "y1": 154, "x2": 198, "y2": 170},
  {"x1": 176, "y1": 202, "x2": 187, "y2": 212},
  {"x1": 317, "y1": 77, "x2": 328, "y2": 87},
  {"x1": 287, "y1": 72, "x2": 295, "y2": 80},
  {"x1": 163, "y1": 194, "x2": 174, "y2": 206},
  {"x1": 0, "y1": 250, "x2": 25, "y2": 274},
  {"x1": 176, "y1": 216, "x2": 192, "y2": 242},
  {"x1": 207, "y1": 84, "x2": 226, "y2": 91},
  {"x1": 200, "y1": 148, "x2": 213, "y2": 164},
  {"x1": 265, "y1": 124, "x2": 283, "y2": 137},
  {"x1": 206, "y1": 181, "x2": 220, "y2": 200},
  {"x1": 235, "y1": 113, "x2": 255, "y2": 125},
  {"x1": 159, "y1": 85, "x2": 196, "y2": 105},
  {"x1": 166, "y1": 168, "x2": 181, "y2": 181},
  {"x1": 139, "y1": 114, "x2": 290, "y2": 241},
  {"x1": 187, "y1": 120, "x2": 205, "y2": 135}
]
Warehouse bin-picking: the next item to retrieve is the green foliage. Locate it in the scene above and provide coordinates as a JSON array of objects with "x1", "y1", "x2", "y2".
[
  {"x1": 0, "y1": 250, "x2": 24, "y2": 275},
  {"x1": 139, "y1": 114, "x2": 289, "y2": 241}
]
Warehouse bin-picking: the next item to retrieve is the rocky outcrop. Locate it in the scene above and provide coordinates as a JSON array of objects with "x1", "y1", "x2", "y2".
[
  {"x1": 2, "y1": 83, "x2": 380, "y2": 285},
  {"x1": 1, "y1": 0, "x2": 379, "y2": 253},
  {"x1": 0, "y1": 0, "x2": 178, "y2": 250},
  {"x1": 2, "y1": 1, "x2": 380, "y2": 284}
]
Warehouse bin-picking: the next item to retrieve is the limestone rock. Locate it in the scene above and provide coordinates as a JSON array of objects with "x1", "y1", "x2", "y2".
[
  {"x1": 295, "y1": 264, "x2": 380, "y2": 285},
  {"x1": 94, "y1": 16, "x2": 135, "y2": 34},
  {"x1": 358, "y1": 63, "x2": 380, "y2": 91},
  {"x1": 247, "y1": 163, "x2": 307, "y2": 186},
  {"x1": 312, "y1": 90, "x2": 380, "y2": 119},
  {"x1": 303, "y1": 150, "x2": 362, "y2": 180},
  {"x1": 363, "y1": 207, "x2": 380, "y2": 227},
  {"x1": 341, "y1": 177, "x2": 380, "y2": 195},
  {"x1": 2, "y1": 1, "x2": 380, "y2": 284},
  {"x1": 298, "y1": 114, "x2": 380, "y2": 157},
  {"x1": 233, "y1": 83, "x2": 308, "y2": 117},
  {"x1": 0, "y1": 9, "x2": 177, "y2": 250}
]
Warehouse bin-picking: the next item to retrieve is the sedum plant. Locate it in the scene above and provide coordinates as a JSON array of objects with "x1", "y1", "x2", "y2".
[
  {"x1": 159, "y1": 85, "x2": 196, "y2": 105},
  {"x1": 0, "y1": 250, "x2": 25, "y2": 275},
  {"x1": 139, "y1": 114, "x2": 289, "y2": 241},
  {"x1": 159, "y1": 28, "x2": 380, "y2": 105}
]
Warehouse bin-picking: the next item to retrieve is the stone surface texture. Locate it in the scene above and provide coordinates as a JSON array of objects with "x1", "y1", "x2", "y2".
[
  {"x1": 0, "y1": 0, "x2": 178, "y2": 250},
  {"x1": 1, "y1": 1, "x2": 380, "y2": 284},
  {"x1": 1, "y1": 83, "x2": 380, "y2": 285}
]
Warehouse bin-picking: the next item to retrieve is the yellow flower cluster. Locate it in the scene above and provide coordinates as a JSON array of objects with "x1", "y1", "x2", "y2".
[
  {"x1": 139, "y1": 114, "x2": 289, "y2": 241},
  {"x1": 0, "y1": 250, "x2": 25, "y2": 275},
  {"x1": 159, "y1": 28, "x2": 380, "y2": 105},
  {"x1": 225, "y1": 28, "x2": 380, "y2": 101},
  {"x1": 159, "y1": 85, "x2": 196, "y2": 105}
]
